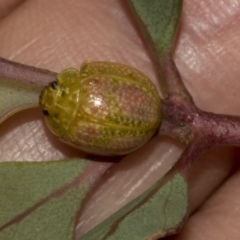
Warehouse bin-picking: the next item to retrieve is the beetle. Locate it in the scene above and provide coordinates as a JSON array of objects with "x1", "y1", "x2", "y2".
[{"x1": 39, "y1": 61, "x2": 161, "y2": 156}]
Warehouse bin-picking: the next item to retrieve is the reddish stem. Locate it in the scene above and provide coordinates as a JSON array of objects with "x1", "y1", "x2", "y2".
[
  {"x1": 155, "y1": 55, "x2": 192, "y2": 102},
  {"x1": 0, "y1": 57, "x2": 57, "y2": 88},
  {"x1": 160, "y1": 93, "x2": 240, "y2": 171}
]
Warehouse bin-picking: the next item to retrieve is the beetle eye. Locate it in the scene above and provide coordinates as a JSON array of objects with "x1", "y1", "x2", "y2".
[
  {"x1": 50, "y1": 81, "x2": 58, "y2": 90},
  {"x1": 43, "y1": 110, "x2": 50, "y2": 116}
]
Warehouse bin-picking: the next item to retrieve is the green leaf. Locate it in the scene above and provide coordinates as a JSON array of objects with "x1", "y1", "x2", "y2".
[
  {"x1": 0, "y1": 78, "x2": 41, "y2": 123},
  {"x1": 128, "y1": 0, "x2": 183, "y2": 56},
  {"x1": 79, "y1": 171, "x2": 188, "y2": 240},
  {"x1": 0, "y1": 159, "x2": 110, "y2": 240},
  {"x1": 128, "y1": 0, "x2": 190, "y2": 100},
  {"x1": 0, "y1": 57, "x2": 57, "y2": 124}
]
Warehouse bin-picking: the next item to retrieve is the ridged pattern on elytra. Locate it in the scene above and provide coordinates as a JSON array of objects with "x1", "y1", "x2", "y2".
[
  {"x1": 64, "y1": 62, "x2": 161, "y2": 155},
  {"x1": 79, "y1": 77, "x2": 159, "y2": 127},
  {"x1": 40, "y1": 62, "x2": 161, "y2": 156}
]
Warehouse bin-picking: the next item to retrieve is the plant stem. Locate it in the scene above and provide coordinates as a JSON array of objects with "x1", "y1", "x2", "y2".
[
  {"x1": 156, "y1": 56, "x2": 193, "y2": 101},
  {"x1": 0, "y1": 57, "x2": 57, "y2": 89},
  {"x1": 160, "y1": 94, "x2": 240, "y2": 170}
]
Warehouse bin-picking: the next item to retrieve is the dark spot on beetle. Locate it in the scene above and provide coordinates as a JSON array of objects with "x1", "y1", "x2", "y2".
[
  {"x1": 43, "y1": 110, "x2": 50, "y2": 116},
  {"x1": 50, "y1": 81, "x2": 58, "y2": 90},
  {"x1": 53, "y1": 113, "x2": 59, "y2": 119}
]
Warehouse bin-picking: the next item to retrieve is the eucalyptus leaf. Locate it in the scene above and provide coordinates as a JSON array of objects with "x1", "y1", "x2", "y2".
[
  {"x1": 128, "y1": 0, "x2": 183, "y2": 56},
  {"x1": 127, "y1": 0, "x2": 189, "y2": 99},
  {"x1": 0, "y1": 159, "x2": 110, "y2": 240},
  {"x1": 79, "y1": 172, "x2": 188, "y2": 240}
]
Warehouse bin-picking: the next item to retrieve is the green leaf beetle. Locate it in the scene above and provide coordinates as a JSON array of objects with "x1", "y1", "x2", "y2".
[{"x1": 39, "y1": 61, "x2": 161, "y2": 156}]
